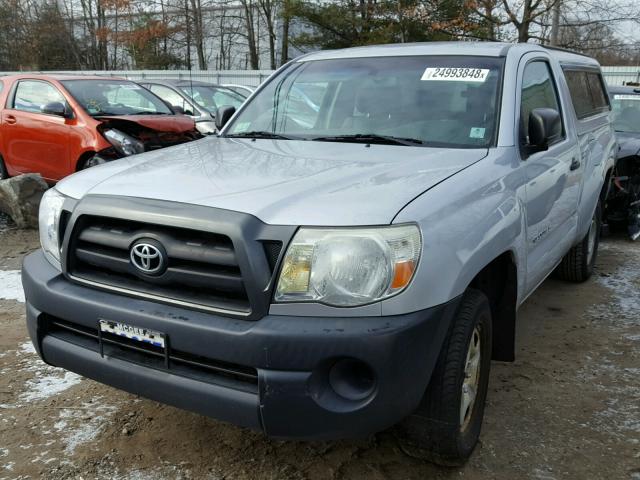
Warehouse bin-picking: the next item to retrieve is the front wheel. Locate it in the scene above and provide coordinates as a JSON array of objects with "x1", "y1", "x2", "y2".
[
  {"x1": 400, "y1": 289, "x2": 493, "y2": 466},
  {"x1": 0, "y1": 155, "x2": 8, "y2": 180},
  {"x1": 556, "y1": 201, "x2": 601, "y2": 282},
  {"x1": 81, "y1": 154, "x2": 108, "y2": 170}
]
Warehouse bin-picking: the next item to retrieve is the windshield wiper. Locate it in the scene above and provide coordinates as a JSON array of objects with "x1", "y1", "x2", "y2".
[
  {"x1": 130, "y1": 111, "x2": 169, "y2": 115},
  {"x1": 312, "y1": 134, "x2": 425, "y2": 147},
  {"x1": 225, "y1": 131, "x2": 301, "y2": 140}
]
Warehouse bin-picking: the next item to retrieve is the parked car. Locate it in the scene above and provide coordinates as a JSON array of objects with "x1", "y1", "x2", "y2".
[
  {"x1": 222, "y1": 84, "x2": 255, "y2": 97},
  {"x1": 139, "y1": 80, "x2": 247, "y2": 135},
  {"x1": 607, "y1": 85, "x2": 640, "y2": 240},
  {"x1": 23, "y1": 42, "x2": 615, "y2": 466},
  {"x1": 0, "y1": 75, "x2": 199, "y2": 182}
]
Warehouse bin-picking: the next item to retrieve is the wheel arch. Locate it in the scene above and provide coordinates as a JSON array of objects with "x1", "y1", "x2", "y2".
[
  {"x1": 468, "y1": 251, "x2": 518, "y2": 362},
  {"x1": 75, "y1": 150, "x2": 98, "y2": 171}
]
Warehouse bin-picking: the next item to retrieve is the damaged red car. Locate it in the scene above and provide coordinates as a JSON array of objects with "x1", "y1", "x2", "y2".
[{"x1": 0, "y1": 75, "x2": 200, "y2": 182}]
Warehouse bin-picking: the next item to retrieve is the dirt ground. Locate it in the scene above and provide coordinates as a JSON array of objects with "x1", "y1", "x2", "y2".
[{"x1": 0, "y1": 215, "x2": 639, "y2": 480}]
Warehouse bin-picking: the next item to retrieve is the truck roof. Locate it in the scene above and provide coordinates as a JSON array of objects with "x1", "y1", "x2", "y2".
[{"x1": 298, "y1": 41, "x2": 600, "y2": 67}]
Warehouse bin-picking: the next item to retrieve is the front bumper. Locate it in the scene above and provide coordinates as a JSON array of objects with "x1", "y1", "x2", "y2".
[{"x1": 23, "y1": 250, "x2": 458, "y2": 440}]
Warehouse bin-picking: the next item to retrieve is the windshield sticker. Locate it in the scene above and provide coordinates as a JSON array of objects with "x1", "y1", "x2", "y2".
[
  {"x1": 613, "y1": 94, "x2": 640, "y2": 100},
  {"x1": 469, "y1": 127, "x2": 486, "y2": 139},
  {"x1": 421, "y1": 67, "x2": 490, "y2": 82},
  {"x1": 121, "y1": 84, "x2": 142, "y2": 90}
]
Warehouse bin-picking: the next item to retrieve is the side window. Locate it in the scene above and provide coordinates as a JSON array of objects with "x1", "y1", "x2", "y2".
[
  {"x1": 13, "y1": 81, "x2": 66, "y2": 114},
  {"x1": 520, "y1": 61, "x2": 563, "y2": 143},
  {"x1": 149, "y1": 85, "x2": 187, "y2": 111},
  {"x1": 564, "y1": 71, "x2": 592, "y2": 119},
  {"x1": 564, "y1": 70, "x2": 610, "y2": 119},
  {"x1": 587, "y1": 73, "x2": 609, "y2": 112}
]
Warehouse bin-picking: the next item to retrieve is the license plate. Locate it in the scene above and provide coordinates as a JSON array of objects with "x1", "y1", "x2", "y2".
[{"x1": 99, "y1": 320, "x2": 165, "y2": 348}]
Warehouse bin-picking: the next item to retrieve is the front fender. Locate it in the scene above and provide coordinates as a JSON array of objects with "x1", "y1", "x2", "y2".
[{"x1": 381, "y1": 148, "x2": 528, "y2": 315}]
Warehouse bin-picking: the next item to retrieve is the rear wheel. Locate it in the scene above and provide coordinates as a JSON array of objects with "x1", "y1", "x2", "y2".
[
  {"x1": 556, "y1": 201, "x2": 601, "y2": 282},
  {"x1": 400, "y1": 289, "x2": 492, "y2": 466}
]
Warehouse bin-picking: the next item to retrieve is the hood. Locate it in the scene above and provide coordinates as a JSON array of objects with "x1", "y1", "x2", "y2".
[
  {"x1": 98, "y1": 114, "x2": 196, "y2": 133},
  {"x1": 57, "y1": 138, "x2": 488, "y2": 226},
  {"x1": 616, "y1": 132, "x2": 640, "y2": 159}
]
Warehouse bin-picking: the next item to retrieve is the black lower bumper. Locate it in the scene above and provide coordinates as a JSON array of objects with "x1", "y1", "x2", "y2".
[{"x1": 22, "y1": 250, "x2": 459, "y2": 440}]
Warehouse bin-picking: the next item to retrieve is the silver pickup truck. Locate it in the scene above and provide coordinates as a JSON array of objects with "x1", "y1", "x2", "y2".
[{"x1": 22, "y1": 42, "x2": 615, "y2": 465}]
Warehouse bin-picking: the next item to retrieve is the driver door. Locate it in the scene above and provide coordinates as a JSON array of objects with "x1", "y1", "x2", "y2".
[
  {"x1": 520, "y1": 58, "x2": 581, "y2": 293},
  {"x1": 2, "y1": 80, "x2": 71, "y2": 181}
]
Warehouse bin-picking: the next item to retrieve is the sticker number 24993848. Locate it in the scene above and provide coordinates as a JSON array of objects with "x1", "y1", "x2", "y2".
[{"x1": 421, "y1": 67, "x2": 490, "y2": 82}]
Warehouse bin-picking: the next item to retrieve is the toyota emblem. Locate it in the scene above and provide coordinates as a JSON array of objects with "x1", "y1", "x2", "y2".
[{"x1": 130, "y1": 241, "x2": 167, "y2": 275}]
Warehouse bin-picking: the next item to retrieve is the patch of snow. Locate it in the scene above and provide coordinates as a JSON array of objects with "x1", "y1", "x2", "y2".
[
  {"x1": 21, "y1": 371, "x2": 82, "y2": 402},
  {"x1": 95, "y1": 465, "x2": 192, "y2": 480},
  {"x1": 15, "y1": 339, "x2": 82, "y2": 403},
  {"x1": 0, "y1": 270, "x2": 24, "y2": 303},
  {"x1": 0, "y1": 448, "x2": 7, "y2": 457},
  {"x1": 595, "y1": 243, "x2": 640, "y2": 325},
  {"x1": 55, "y1": 401, "x2": 117, "y2": 455},
  {"x1": 2, "y1": 461, "x2": 15, "y2": 471},
  {"x1": 19, "y1": 341, "x2": 36, "y2": 354},
  {"x1": 580, "y1": 242, "x2": 640, "y2": 442}
]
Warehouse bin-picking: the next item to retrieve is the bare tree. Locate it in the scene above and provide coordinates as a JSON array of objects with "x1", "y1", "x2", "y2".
[{"x1": 239, "y1": 0, "x2": 260, "y2": 69}]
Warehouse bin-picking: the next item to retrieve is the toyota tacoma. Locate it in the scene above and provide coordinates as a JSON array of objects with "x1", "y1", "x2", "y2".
[{"x1": 22, "y1": 42, "x2": 615, "y2": 465}]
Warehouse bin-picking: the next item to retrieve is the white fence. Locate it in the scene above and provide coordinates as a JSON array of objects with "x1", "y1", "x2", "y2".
[
  {"x1": 1, "y1": 66, "x2": 639, "y2": 87},
  {"x1": 0, "y1": 70, "x2": 275, "y2": 87},
  {"x1": 601, "y1": 67, "x2": 640, "y2": 87}
]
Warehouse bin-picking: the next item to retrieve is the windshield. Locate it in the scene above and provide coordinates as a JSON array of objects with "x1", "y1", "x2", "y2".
[
  {"x1": 62, "y1": 80, "x2": 173, "y2": 116},
  {"x1": 178, "y1": 85, "x2": 246, "y2": 111},
  {"x1": 611, "y1": 92, "x2": 640, "y2": 134},
  {"x1": 225, "y1": 55, "x2": 504, "y2": 148}
]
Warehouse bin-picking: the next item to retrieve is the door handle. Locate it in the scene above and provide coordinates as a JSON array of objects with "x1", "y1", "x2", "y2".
[
  {"x1": 570, "y1": 158, "x2": 581, "y2": 171},
  {"x1": 5, "y1": 115, "x2": 16, "y2": 125}
]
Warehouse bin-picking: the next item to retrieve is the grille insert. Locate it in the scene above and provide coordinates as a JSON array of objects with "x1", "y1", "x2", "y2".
[{"x1": 67, "y1": 217, "x2": 251, "y2": 314}]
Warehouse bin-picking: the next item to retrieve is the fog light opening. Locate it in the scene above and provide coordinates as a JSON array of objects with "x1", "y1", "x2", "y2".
[{"x1": 328, "y1": 358, "x2": 376, "y2": 402}]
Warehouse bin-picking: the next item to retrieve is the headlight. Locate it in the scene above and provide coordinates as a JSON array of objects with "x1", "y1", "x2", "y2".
[
  {"x1": 196, "y1": 121, "x2": 217, "y2": 135},
  {"x1": 103, "y1": 129, "x2": 145, "y2": 156},
  {"x1": 275, "y1": 225, "x2": 421, "y2": 307},
  {"x1": 39, "y1": 188, "x2": 66, "y2": 266}
]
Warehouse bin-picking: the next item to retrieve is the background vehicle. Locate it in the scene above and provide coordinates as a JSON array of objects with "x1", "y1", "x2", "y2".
[
  {"x1": 607, "y1": 85, "x2": 640, "y2": 240},
  {"x1": 23, "y1": 43, "x2": 615, "y2": 467},
  {"x1": 0, "y1": 75, "x2": 199, "y2": 182},
  {"x1": 139, "y1": 79, "x2": 247, "y2": 135},
  {"x1": 222, "y1": 84, "x2": 255, "y2": 97}
]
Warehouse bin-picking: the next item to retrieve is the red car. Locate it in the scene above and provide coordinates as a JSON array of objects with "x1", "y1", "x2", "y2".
[{"x1": 0, "y1": 74, "x2": 200, "y2": 182}]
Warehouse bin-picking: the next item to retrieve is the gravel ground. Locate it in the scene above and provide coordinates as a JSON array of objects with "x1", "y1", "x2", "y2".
[{"x1": 0, "y1": 217, "x2": 639, "y2": 480}]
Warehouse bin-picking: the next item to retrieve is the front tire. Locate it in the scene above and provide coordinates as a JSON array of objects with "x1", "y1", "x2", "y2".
[
  {"x1": 556, "y1": 201, "x2": 601, "y2": 282},
  {"x1": 400, "y1": 289, "x2": 492, "y2": 466},
  {"x1": 0, "y1": 155, "x2": 8, "y2": 180},
  {"x1": 81, "y1": 154, "x2": 108, "y2": 170}
]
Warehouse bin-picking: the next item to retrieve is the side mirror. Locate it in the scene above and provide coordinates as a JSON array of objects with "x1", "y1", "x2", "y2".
[
  {"x1": 215, "y1": 105, "x2": 236, "y2": 130},
  {"x1": 172, "y1": 105, "x2": 186, "y2": 115},
  {"x1": 42, "y1": 101, "x2": 70, "y2": 118},
  {"x1": 526, "y1": 108, "x2": 562, "y2": 153}
]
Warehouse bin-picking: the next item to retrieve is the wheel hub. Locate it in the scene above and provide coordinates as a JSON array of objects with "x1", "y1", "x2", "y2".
[
  {"x1": 587, "y1": 217, "x2": 597, "y2": 264},
  {"x1": 460, "y1": 326, "x2": 481, "y2": 430}
]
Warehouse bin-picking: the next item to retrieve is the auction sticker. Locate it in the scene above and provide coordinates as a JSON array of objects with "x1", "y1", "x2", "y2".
[{"x1": 421, "y1": 67, "x2": 490, "y2": 82}]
